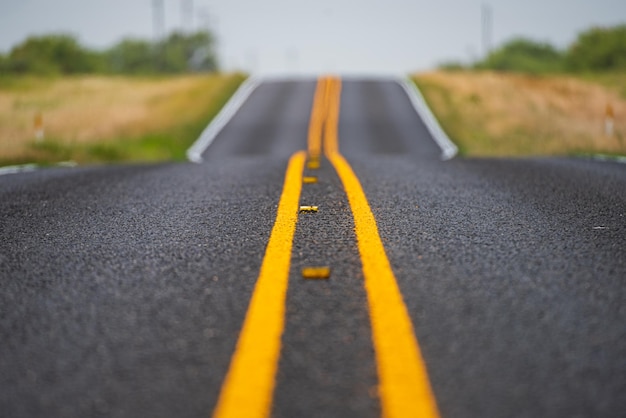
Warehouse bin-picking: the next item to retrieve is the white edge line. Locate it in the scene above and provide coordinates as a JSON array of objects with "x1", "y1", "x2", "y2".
[
  {"x1": 186, "y1": 76, "x2": 262, "y2": 163},
  {"x1": 0, "y1": 160, "x2": 78, "y2": 177},
  {"x1": 397, "y1": 77, "x2": 458, "y2": 161},
  {"x1": 591, "y1": 154, "x2": 626, "y2": 164},
  {"x1": 0, "y1": 164, "x2": 38, "y2": 176}
]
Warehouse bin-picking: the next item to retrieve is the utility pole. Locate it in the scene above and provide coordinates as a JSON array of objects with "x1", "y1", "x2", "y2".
[
  {"x1": 152, "y1": 0, "x2": 165, "y2": 41},
  {"x1": 181, "y1": 0, "x2": 194, "y2": 32},
  {"x1": 482, "y1": 3, "x2": 492, "y2": 57},
  {"x1": 152, "y1": 0, "x2": 165, "y2": 72}
]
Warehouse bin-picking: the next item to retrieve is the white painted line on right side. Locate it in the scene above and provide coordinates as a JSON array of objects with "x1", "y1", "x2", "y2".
[
  {"x1": 397, "y1": 78, "x2": 458, "y2": 161},
  {"x1": 187, "y1": 76, "x2": 261, "y2": 163},
  {"x1": 592, "y1": 154, "x2": 626, "y2": 164}
]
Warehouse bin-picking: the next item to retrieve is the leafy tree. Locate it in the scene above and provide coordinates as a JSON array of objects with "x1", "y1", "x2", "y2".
[
  {"x1": 566, "y1": 25, "x2": 626, "y2": 71},
  {"x1": 106, "y1": 38, "x2": 156, "y2": 74},
  {"x1": 475, "y1": 38, "x2": 564, "y2": 74},
  {"x1": 0, "y1": 30, "x2": 219, "y2": 76},
  {"x1": 0, "y1": 54, "x2": 8, "y2": 73},
  {"x1": 105, "y1": 30, "x2": 218, "y2": 74},
  {"x1": 5, "y1": 34, "x2": 102, "y2": 75},
  {"x1": 437, "y1": 60, "x2": 467, "y2": 71},
  {"x1": 158, "y1": 31, "x2": 218, "y2": 73}
]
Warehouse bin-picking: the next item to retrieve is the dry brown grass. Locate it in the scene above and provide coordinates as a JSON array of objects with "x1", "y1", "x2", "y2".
[
  {"x1": 413, "y1": 71, "x2": 626, "y2": 156},
  {"x1": 0, "y1": 74, "x2": 238, "y2": 161}
]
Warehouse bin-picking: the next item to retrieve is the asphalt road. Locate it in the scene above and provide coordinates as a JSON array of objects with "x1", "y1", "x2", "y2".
[{"x1": 1, "y1": 78, "x2": 624, "y2": 418}]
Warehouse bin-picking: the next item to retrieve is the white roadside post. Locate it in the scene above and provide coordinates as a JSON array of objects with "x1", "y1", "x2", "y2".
[{"x1": 34, "y1": 112, "x2": 44, "y2": 141}]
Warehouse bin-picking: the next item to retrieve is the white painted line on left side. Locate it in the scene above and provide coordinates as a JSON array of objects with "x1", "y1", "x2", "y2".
[
  {"x1": 0, "y1": 161, "x2": 77, "y2": 177},
  {"x1": 0, "y1": 164, "x2": 38, "y2": 176},
  {"x1": 187, "y1": 76, "x2": 261, "y2": 163}
]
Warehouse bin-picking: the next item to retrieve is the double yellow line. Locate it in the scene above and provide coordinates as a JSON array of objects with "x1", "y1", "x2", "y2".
[{"x1": 213, "y1": 77, "x2": 439, "y2": 418}]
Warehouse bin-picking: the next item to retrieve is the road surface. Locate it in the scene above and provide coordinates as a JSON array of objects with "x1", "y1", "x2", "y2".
[{"x1": 1, "y1": 77, "x2": 624, "y2": 418}]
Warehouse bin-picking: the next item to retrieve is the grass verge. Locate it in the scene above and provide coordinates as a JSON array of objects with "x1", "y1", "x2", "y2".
[
  {"x1": 0, "y1": 73, "x2": 246, "y2": 166},
  {"x1": 413, "y1": 70, "x2": 626, "y2": 157}
]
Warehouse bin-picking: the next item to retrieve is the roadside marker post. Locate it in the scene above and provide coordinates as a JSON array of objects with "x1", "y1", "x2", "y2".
[
  {"x1": 34, "y1": 112, "x2": 44, "y2": 141},
  {"x1": 605, "y1": 103, "x2": 614, "y2": 137}
]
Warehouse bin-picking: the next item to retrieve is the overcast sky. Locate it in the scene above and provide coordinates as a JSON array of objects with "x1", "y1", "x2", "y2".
[{"x1": 1, "y1": 0, "x2": 624, "y2": 75}]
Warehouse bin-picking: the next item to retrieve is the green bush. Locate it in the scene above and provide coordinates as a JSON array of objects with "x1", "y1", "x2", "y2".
[
  {"x1": 3, "y1": 34, "x2": 103, "y2": 75},
  {"x1": 437, "y1": 61, "x2": 467, "y2": 71},
  {"x1": 566, "y1": 25, "x2": 626, "y2": 71},
  {"x1": 0, "y1": 31, "x2": 219, "y2": 76},
  {"x1": 474, "y1": 38, "x2": 564, "y2": 74},
  {"x1": 106, "y1": 38, "x2": 155, "y2": 74},
  {"x1": 105, "y1": 31, "x2": 218, "y2": 75},
  {"x1": 471, "y1": 25, "x2": 626, "y2": 75}
]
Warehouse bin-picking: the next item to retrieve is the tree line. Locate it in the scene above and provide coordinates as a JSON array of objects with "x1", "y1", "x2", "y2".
[
  {"x1": 442, "y1": 24, "x2": 626, "y2": 74},
  {"x1": 0, "y1": 31, "x2": 218, "y2": 76}
]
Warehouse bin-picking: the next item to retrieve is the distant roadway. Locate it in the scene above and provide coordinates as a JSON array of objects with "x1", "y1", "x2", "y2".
[{"x1": 1, "y1": 76, "x2": 624, "y2": 418}]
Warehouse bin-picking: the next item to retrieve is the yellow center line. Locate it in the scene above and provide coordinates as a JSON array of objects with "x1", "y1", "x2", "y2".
[
  {"x1": 322, "y1": 76, "x2": 340, "y2": 155},
  {"x1": 213, "y1": 74, "x2": 330, "y2": 418},
  {"x1": 324, "y1": 77, "x2": 441, "y2": 418},
  {"x1": 307, "y1": 77, "x2": 327, "y2": 160},
  {"x1": 213, "y1": 76, "x2": 439, "y2": 418},
  {"x1": 212, "y1": 151, "x2": 306, "y2": 418}
]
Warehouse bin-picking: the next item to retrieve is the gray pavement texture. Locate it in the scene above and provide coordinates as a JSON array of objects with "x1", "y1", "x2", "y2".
[{"x1": 1, "y1": 78, "x2": 625, "y2": 418}]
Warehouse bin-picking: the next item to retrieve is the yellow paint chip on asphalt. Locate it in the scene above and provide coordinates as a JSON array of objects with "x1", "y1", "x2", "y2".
[
  {"x1": 303, "y1": 176, "x2": 318, "y2": 184},
  {"x1": 302, "y1": 266, "x2": 331, "y2": 279},
  {"x1": 299, "y1": 205, "x2": 318, "y2": 213},
  {"x1": 307, "y1": 160, "x2": 320, "y2": 169}
]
